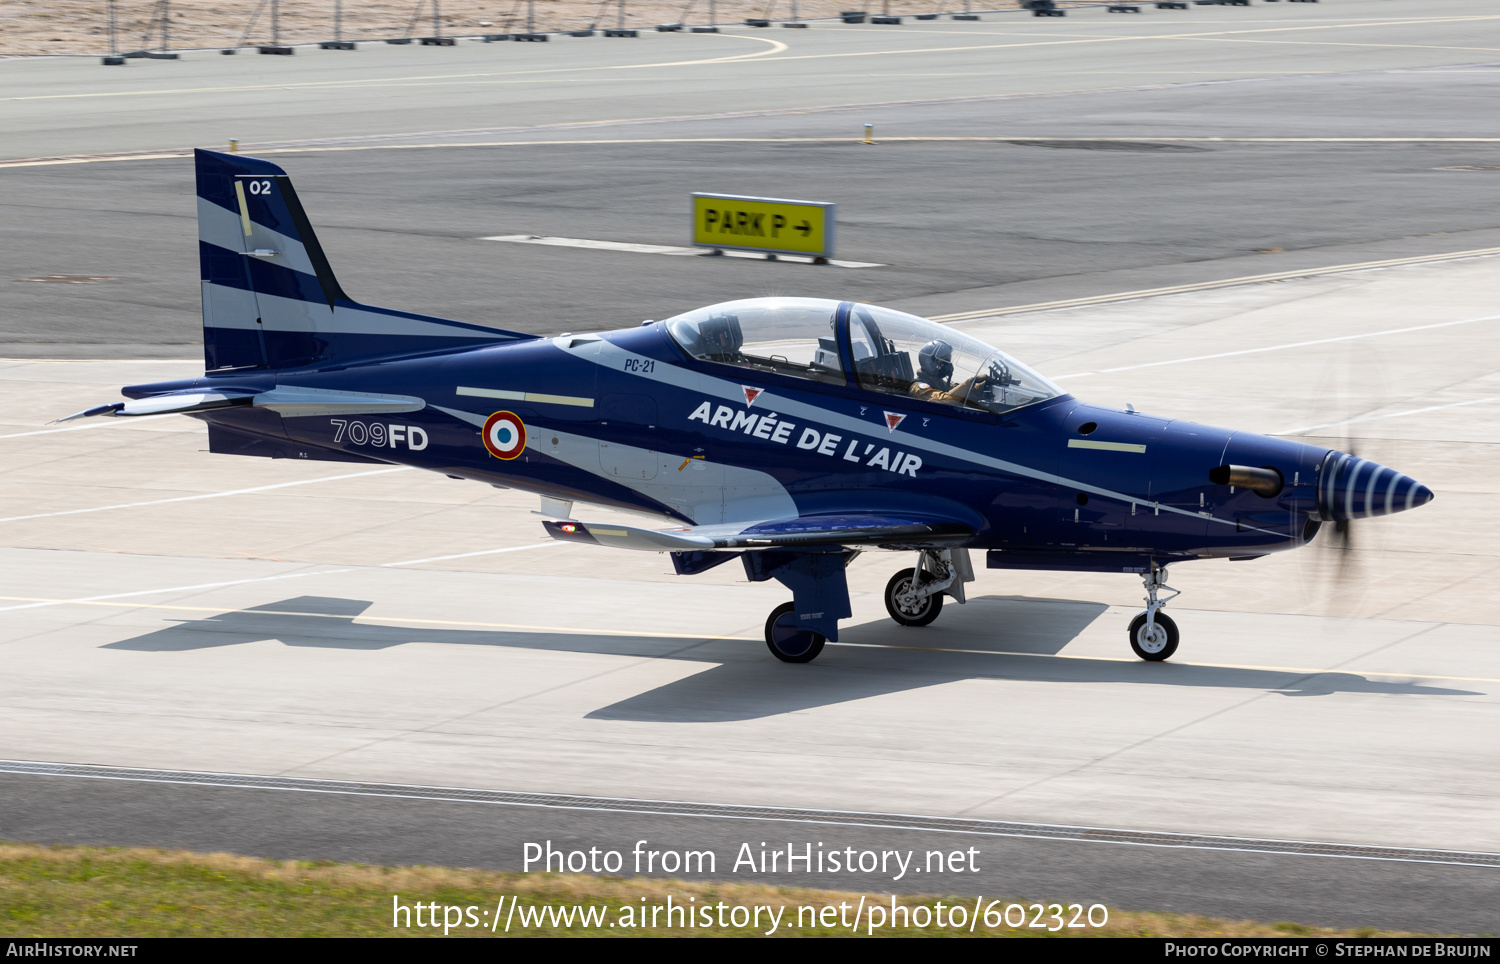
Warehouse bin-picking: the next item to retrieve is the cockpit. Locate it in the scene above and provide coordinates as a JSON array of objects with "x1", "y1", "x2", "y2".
[{"x1": 664, "y1": 297, "x2": 1062, "y2": 416}]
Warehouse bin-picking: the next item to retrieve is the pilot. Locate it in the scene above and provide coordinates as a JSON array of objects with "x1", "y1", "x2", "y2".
[
  {"x1": 914, "y1": 340, "x2": 954, "y2": 391},
  {"x1": 909, "y1": 340, "x2": 985, "y2": 404}
]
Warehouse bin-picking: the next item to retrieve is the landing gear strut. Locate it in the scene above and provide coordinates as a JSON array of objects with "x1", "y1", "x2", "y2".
[
  {"x1": 1129, "y1": 566, "x2": 1180, "y2": 661},
  {"x1": 884, "y1": 548, "x2": 972, "y2": 627}
]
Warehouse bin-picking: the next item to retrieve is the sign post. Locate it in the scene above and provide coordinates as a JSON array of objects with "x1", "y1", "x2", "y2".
[{"x1": 690, "y1": 193, "x2": 835, "y2": 263}]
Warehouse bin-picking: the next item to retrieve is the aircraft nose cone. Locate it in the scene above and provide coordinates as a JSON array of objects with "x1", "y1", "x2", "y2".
[{"x1": 1317, "y1": 451, "x2": 1433, "y2": 522}]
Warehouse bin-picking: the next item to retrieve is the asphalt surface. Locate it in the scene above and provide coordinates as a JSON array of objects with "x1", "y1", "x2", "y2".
[
  {"x1": 4, "y1": 0, "x2": 1500, "y2": 354},
  {"x1": 5, "y1": 122, "x2": 1500, "y2": 355},
  {"x1": 6, "y1": 0, "x2": 1497, "y2": 157},
  {"x1": 1, "y1": 0, "x2": 1498, "y2": 935},
  {"x1": 3, "y1": 768, "x2": 1496, "y2": 935}
]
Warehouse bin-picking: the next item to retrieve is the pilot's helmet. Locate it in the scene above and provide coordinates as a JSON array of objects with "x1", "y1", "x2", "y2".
[{"x1": 918, "y1": 340, "x2": 954, "y2": 383}]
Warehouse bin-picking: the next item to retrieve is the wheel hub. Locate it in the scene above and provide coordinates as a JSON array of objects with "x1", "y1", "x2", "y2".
[
  {"x1": 1136, "y1": 623, "x2": 1169, "y2": 653},
  {"x1": 894, "y1": 580, "x2": 927, "y2": 614}
]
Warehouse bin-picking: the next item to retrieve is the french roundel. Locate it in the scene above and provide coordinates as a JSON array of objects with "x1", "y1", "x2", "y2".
[{"x1": 482, "y1": 411, "x2": 526, "y2": 460}]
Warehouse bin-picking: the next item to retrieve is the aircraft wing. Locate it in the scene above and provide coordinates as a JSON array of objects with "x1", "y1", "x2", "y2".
[{"x1": 540, "y1": 513, "x2": 973, "y2": 551}]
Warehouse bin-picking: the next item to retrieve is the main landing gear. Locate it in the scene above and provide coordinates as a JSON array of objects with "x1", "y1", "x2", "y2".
[
  {"x1": 763, "y1": 548, "x2": 973, "y2": 662},
  {"x1": 883, "y1": 548, "x2": 972, "y2": 627},
  {"x1": 1129, "y1": 566, "x2": 1180, "y2": 661},
  {"x1": 765, "y1": 550, "x2": 1182, "y2": 663},
  {"x1": 765, "y1": 601, "x2": 825, "y2": 663}
]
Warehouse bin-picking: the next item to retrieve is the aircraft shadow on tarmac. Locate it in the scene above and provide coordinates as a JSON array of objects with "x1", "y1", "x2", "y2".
[{"x1": 102, "y1": 595, "x2": 1478, "y2": 722}]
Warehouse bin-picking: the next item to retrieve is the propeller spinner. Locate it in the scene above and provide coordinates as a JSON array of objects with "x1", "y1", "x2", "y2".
[{"x1": 1316, "y1": 450, "x2": 1433, "y2": 522}]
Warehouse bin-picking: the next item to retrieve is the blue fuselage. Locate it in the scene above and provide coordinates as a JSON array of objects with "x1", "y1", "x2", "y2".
[{"x1": 130, "y1": 320, "x2": 1333, "y2": 568}]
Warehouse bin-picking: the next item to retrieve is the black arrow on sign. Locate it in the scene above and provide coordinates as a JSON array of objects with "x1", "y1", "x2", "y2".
[{"x1": 794, "y1": 220, "x2": 812, "y2": 237}]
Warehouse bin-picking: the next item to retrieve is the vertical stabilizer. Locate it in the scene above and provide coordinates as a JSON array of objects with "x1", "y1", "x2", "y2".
[{"x1": 195, "y1": 148, "x2": 530, "y2": 373}]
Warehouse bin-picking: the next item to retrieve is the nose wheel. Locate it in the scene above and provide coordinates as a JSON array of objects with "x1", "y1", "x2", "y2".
[
  {"x1": 765, "y1": 602, "x2": 825, "y2": 663},
  {"x1": 1129, "y1": 611, "x2": 1178, "y2": 661},
  {"x1": 1130, "y1": 566, "x2": 1180, "y2": 661}
]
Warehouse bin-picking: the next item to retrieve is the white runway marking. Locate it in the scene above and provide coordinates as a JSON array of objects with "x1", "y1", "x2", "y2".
[
  {"x1": 0, "y1": 467, "x2": 411, "y2": 524},
  {"x1": 480, "y1": 234, "x2": 883, "y2": 268},
  {"x1": 1051, "y1": 312, "x2": 1500, "y2": 380},
  {"x1": 0, "y1": 544, "x2": 558, "y2": 613},
  {"x1": 379, "y1": 542, "x2": 563, "y2": 567},
  {"x1": 482, "y1": 235, "x2": 695, "y2": 255},
  {"x1": 0, "y1": 35, "x2": 789, "y2": 107},
  {"x1": 935, "y1": 247, "x2": 1500, "y2": 323},
  {"x1": 1280, "y1": 396, "x2": 1500, "y2": 436},
  {"x1": 3, "y1": 759, "x2": 1497, "y2": 868},
  {"x1": 0, "y1": 414, "x2": 174, "y2": 440},
  {"x1": 0, "y1": 568, "x2": 353, "y2": 613}
]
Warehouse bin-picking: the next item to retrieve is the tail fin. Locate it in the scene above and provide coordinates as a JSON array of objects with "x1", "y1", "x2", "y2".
[{"x1": 195, "y1": 148, "x2": 529, "y2": 372}]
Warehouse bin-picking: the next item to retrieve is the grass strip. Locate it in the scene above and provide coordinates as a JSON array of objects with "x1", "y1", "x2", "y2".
[{"x1": 0, "y1": 841, "x2": 1419, "y2": 938}]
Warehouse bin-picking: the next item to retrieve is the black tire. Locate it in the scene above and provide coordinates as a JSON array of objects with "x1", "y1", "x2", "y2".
[
  {"x1": 765, "y1": 602, "x2": 826, "y2": 663},
  {"x1": 884, "y1": 568, "x2": 944, "y2": 627},
  {"x1": 1128, "y1": 612, "x2": 1179, "y2": 661}
]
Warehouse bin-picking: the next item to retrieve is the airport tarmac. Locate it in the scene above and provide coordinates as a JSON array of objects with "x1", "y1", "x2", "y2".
[
  {"x1": 1, "y1": 0, "x2": 1497, "y2": 933},
  {"x1": 2, "y1": 253, "x2": 1498, "y2": 930},
  {"x1": 5, "y1": 0, "x2": 1498, "y2": 160},
  {"x1": 5, "y1": 3, "x2": 1500, "y2": 353}
]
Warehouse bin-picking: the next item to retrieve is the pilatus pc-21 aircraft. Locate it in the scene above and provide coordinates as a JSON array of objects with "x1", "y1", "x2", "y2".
[{"x1": 64, "y1": 150, "x2": 1435, "y2": 663}]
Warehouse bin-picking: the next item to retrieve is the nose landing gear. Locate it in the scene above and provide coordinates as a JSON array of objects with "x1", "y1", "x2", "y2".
[{"x1": 1129, "y1": 566, "x2": 1180, "y2": 661}]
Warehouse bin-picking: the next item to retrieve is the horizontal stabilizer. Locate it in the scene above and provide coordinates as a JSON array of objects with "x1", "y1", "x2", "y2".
[
  {"x1": 57, "y1": 391, "x2": 252, "y2": 422},
  {"x1": 57, "y1": 387, "x2": 424, "y2": 423}
]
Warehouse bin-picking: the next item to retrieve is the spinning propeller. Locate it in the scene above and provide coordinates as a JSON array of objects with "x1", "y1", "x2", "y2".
[
  {"x1": 1327, "y1": 434, "x2": 1359, "y2": 575},
  {"x1": 1312, "y1": 438, "x2": 1432, "y2": 589},
  {"x1": 1295, "y1": 349, "x2": 1431, "y2": 594}
]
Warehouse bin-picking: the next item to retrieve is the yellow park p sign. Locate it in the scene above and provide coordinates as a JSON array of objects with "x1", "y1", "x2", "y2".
[{"x1": 690, "y1": 193, "x2": 836, "y2": 259}]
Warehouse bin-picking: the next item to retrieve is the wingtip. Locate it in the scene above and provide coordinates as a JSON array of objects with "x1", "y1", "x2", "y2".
[{"x1": 541, "y1": 519, "x2": 597, "y2": 543}]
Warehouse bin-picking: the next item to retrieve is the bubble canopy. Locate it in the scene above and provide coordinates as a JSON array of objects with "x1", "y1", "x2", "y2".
[{"x1": 663, "y1": 297, "x2": 1063, "y2": 416}]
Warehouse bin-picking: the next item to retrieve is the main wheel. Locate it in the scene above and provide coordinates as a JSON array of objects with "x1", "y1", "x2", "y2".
[
  {"x1": 884, "y1": 568, "x2": 944, "y2": 627},
  {"x1": 1128, "y1": 612, "x2": 1179, "y2": 661},
  {"x1": 765, "y1": 602, "x2": 826, "y2": 663}
]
